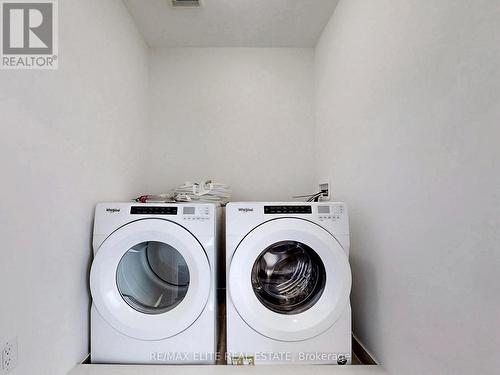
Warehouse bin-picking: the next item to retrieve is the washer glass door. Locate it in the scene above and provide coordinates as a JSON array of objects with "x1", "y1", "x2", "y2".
[
  {"x1": 251, "y1": 241, "x2": 326, "y2": 315},
  {"x1": 229, "y1": 218, "x2": 351, "y2": 342},
  {"x1": 116, "y1": 241, "x2": 190, "y2": 315}
]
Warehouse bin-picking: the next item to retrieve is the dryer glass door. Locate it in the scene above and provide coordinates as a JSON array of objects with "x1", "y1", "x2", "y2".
[
  {"x1": 90, "y1": 219, "x2": 211, "y2": 340},
  {"x1": 116, "y1": 241, "x2": 190, "y2": 315},
  {"x1": 229, "y1": 218, "x2": 351, "y2": 342}
]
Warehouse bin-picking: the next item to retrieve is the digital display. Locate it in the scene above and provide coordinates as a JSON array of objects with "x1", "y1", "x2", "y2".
[
  {"x1": 130, "y1": 206, "x2": 178, "y2": 215},
  {"x1": 318, "y1": 206, "x2": 330, "y2": 214},
  {"x1": 183, "y1": 207, "x2": 195, "y2": 215},
  {"x1": 264, "y1": 205, "x2": 312, "y2": 214}
]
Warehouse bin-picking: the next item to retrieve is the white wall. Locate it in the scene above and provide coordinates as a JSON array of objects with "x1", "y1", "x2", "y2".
[
  {"x1": 0, "y1": 1, "x2": 148, "y2": 374},
  {"x1": 148, "y1": 48, "x2": 315, "y2": 201},
  {"x1": 315, "y1": 1, "x2": 500, "y2": 374}
]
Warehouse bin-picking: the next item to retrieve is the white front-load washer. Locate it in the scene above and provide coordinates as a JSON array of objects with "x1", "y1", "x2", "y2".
[
  {"x1": 226, "y1": 202, "x2": 351, "y2": 365},
  {"x1": 90, "y1": 202, "x2": 221, "y2": 364}
]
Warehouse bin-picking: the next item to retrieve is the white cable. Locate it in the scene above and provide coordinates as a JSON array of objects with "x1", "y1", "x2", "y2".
[{"x1": 172, "y1": 180, "x2": 231, "y2": 205}]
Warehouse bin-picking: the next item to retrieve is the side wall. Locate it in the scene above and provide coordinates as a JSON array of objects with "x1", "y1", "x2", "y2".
[
  {"x1": 0, "y1": 1, "x2": 149, "y2": 374},
  {"x1": 314, "y1": 1, "x2": 500, "y2": 374}
]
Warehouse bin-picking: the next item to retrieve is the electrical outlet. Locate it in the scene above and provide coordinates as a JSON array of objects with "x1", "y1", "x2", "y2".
[
  {"x1": 319, "y1": 180, "x2": 330, "y2": 201},
  {"x1": 1, "y1": 338, "x2": 18, "y2": 373}
]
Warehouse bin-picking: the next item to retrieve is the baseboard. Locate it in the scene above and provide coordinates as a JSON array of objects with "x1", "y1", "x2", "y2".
[
  {"x1": 82, "y1": 338, "x2": 376, "y2": 366},
  {"x1": 352, "y1": 335, "x2": 377, "y2": 365},
  {"x1": 83, "y1": 314, "x2": 375, "y2": 366}
]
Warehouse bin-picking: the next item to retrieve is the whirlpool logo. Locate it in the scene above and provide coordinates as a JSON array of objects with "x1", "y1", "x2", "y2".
[
  {"x1": 105, "y1": 208, "x2": 120, "y2": 213},
  {"x1": 238, "y1": 208, "x2": 254, "y2": 213}
]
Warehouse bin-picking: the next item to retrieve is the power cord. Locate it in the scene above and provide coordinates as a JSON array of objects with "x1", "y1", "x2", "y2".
[{"x1": 292, "y1": 190, "x2": 327, "y2": 202}]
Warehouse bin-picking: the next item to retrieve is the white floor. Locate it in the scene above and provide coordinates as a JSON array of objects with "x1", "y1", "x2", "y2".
[{"x1": 68, "y1": 365, "x2": 387, "y2": 375}]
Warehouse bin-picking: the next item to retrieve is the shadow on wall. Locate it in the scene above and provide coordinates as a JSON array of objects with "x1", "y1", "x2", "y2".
[{"x1": 349, "y1": 207, "x2": 384, "y2": 364}]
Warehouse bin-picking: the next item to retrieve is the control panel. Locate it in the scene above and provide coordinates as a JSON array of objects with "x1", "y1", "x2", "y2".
[
  {"x1": 130, "y1": 206, "x2": 178, "y2": 215},
  {"x1": 181, "y1": 205, "x2": 211, "y2": 221},
  {"x1": 129, "y1": 205, "x2": 212, "y2": 222},
  {"x1": 262, "y1": 204, "x2": 344, "y2": 222},
  {"x1": 264, "y1": 205, "x2": 312, "y2": 214},
  {"x1": 317, "y1": 204, "x2": 344, "y2": 222}
]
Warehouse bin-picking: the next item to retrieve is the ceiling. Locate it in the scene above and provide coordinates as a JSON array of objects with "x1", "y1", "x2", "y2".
[{"x1": 123, "y1": 0, "x2": 339, "y2": 47}]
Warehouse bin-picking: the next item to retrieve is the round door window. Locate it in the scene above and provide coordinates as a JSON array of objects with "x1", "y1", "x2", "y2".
[
  {"x1": 251, "y1": 241, "x2": 326, "y2": 315},
  {"x1": 116, "y1": 241, "x2": 189, "y2": 315}
]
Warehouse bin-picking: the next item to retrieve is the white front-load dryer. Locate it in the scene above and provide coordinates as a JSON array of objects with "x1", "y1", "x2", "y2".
[
  {"x1": 226, "y1": 202, "x2": 351, "y2": 365},
  {"x1": 90, "y1": 202, "x2": 221, "y2": 364}
]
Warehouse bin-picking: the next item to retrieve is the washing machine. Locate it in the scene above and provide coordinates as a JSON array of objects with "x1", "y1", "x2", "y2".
[
  {"x1": 90, "y1": 202, "x2": 221, "y2": 364},
  {"x1": 226, "y1": 202, "x2": 351, "y2": 365}
]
